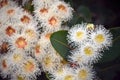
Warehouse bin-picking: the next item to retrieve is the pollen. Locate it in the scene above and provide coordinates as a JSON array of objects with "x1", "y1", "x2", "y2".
[
  {"x1": 45, "y1": 33, "x2": 51, "y2": 39},
  {"x1": 17, "y1": 75, "x2": 24, "y2": 80},
  {"x1": 84, "y1": 46, "x2": 93, "y2": 56},
  {"x1": 57, "y1": 68, "x2": 63, "y2": 75},
  {"x1": 78, "y1": 69, "x2": 87, "y2": 79},
  {"x1": 7, "y1": 9, "x2": 15, "y2": 16},
  {"x1": 95, "y1": 34, "x2": 105, "y2": 44},
  {"x1": 0, "y1": 42, "x2": 9, "y2": 54},
  {"x1": 86, "y1": 23, "x2": 94, "y2": 30},
  {"x1": 49, "y1": 17, "x2": 57, "y2": 26},
  {"x1": 21, "y1": 15, "x2": 30, "y2": 24},
  {"x1": 58, "y1": 4, "x2": 67, "y2": 12},
  {"x1": 44, "y1": 56, "x2": 52, "y2": 67},
  {"x1": 24, "y1": 61, "x2": 35, "y2": 72},
  {"x1": 0, "y1": 0, "x2": 8, "y2": 8},
  {"x1": 64, "y1": 75, "x2": 73, "y2": 80},
  {"x1": 13, "y1": 54, "x2": 22, "y2": 62},
  {"x1": 2, "y1": 60, "x2": 7, "y2": 69},
  {"x1": 25, "y1": 29, "x2": 35, "y2": 38},
  {"x1": 76, "y1": 31, "x2": 84, "y2": 39},
  {"x1": 35, "y1": 45, "x2": 40, "y2": 54},
  {"x1": 6, "y1": 26, "x2": 15, "y2": 36},
  {"x1": 15, "y1": 37, "x2": 27, "y2": 49},
  {"x1": 39, "y1": 8, "x2": 48, "y2": 14}
]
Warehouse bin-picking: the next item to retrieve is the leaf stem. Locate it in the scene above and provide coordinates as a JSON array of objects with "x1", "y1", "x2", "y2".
[
  {"x1": 113, "y1": 36, "x2": 120, "y2": 43},
  {"x1": 51, "y1": 38, "x2": 73, "y2": 50},
  {"x1": 109, "y1": 27, "x2": 120, "y2": 30}
]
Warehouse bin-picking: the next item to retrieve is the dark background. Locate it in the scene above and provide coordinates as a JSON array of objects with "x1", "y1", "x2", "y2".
[
  {"x1": 66, "y1": 0, "x2": 120, "y2": 28},
  {"x1": 0, "y1": 0, "x2": 120, "y2": 80}
]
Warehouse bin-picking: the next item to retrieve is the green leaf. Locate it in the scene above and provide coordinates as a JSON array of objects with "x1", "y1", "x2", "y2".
[
  {"x1": 50, "y1": 30, "x2": 71, "y2": 60},
  {"x1": 77, "y1": 6, "x2": 92, "y2": 22},
  {"x1": 98, "y1": 27, "x2": 120, "y2": 63},
  {"x1": 100, "y1": 37, "x2": 120, "y2": 63}
]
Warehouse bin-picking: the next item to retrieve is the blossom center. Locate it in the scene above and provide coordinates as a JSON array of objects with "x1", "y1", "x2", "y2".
[
  {"x1": 78, "y1": 69, "x2": 87, "y2": 79},
  {"x1": 45, "y1": 33, "x2": 52, "y2": 39},
  {"x1": 40, "y1": 8, "x2": 48, "y2": 14},
  {"x1": 25, "y1": 29, "x2": 35, "y2": 38},
  {"x1": 64, "y1": 75, "x2": 73, "y2": 80},
  {"x1": 13, "y1": 54, "x2": 22, "y2": 62},
  {"x1": 17, "y1": 75, "x2": 24, "y2": 80},
  {"x1": 44, "y1": 57, "x2": 52, "y2": 67},
  {"x1": 6, "y1": 26, "x2": 15, "y2": 36},
  {"x1": 15, "y1": 37, "x2": 27, "y2": 49},
  {"x1": 84, "y1": 46, "x2": 93, "y2": 56},
  {"x1": 57, "y1": 68, "x2": 63, "y2": 75},
  {"x1": 2, "y1": 60, "x2": 7, "y2": 69},
  {"x1": 35, "y1": 45, "x2": 40, "y2": 54},
  {"x1": 49, "y1": 17, "x2": 57, "y2": 26},
  {"x1": 76, "y1": 31, "x2": 84, "y2": 39},
  {"x1": 24, "y1": 61, "x2": 35, "y2": 72},
  {"x1": 95, "y1": 34, "x2": 105, "y2": 44},
  {"x1": 58, "y1": 4, "x2": 67, "y2": 12},
  {"x1": 0, "y1": 42, "x2": 9, "y2": 53},
  {"x1": 21, "y1": 15, "x2": 30, "y2": 24},
  {"x1": 7, "y1": 9, "x2": 15, "y2": 16},
  {"x1": 0, "y1": 0, "x2": 8, "y2": 8}
]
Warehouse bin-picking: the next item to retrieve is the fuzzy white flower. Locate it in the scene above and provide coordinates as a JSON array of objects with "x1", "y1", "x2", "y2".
[
  {"x1": 51, "y1": 65, "x2": 76, "y2": 80},
  {"x1": 80, "y1": 41, "x2": 102, "y2": 63},
  {"x1": 22, "y1": 24, "x2": 39, "y2": 43},
  {"x1": 41, "y1": 52, "x2": 61, "y2": 73},
  {"x1": 38, "y1": 31, "x2": 53, "y2": 46},
  {"x1": 0, "y1": 54, "x2": 11, "y2": 78},
  {"x1": 32, "y1": 0, "x2": 58, "y2": 8},
  {"x1": 0, "y1": 4, "x2": 23, "y2": 24},
  {"x1": 0, "y1": 0, "x2": 17, "y2": 9},
  {"x1": 50, "y1": 1, "x2": 73, "y2": 21},
  {"x1": 75, "y1": 65, "x2": 95, "y2": 80},
  {"x1": 32, "y1": 41, "x2": 46, "y2": 61},
  {"x1": 67, "y1": 23, "x2": 88, "y2": 46},
  {"x1": 20, "y1": 57, "x2": 41, "y2": 80},
  {"x1": 68, "y1": 50, "x2": 85, "y2": 66},
  {"x1": 34, "y1": 6, "x2": 50, "y2": 21},
  {"x1": 10, "y1": 73, "x2": 25, "y2": 80},
  {"x1": 0, "y1": 23, "x2": 22, "y2": 38},
  {"x1": 41, "y1": 13, "x2": 62, "y2": 32},
  {"x1": 90, "y1": 25, "x2": 112, "y2": 50},
  {"x1": 7, "y1": 50, "x2": 26, "y2": 71},
  {"x1": 18, "y1": 11, "x2": 34, "y2": 25},
  {"x1": 69, "y1": 40, "x2": 102, "y2": 65},
  {"x1": 10, "y1": 33, "x2": 31, "y2": 52}
]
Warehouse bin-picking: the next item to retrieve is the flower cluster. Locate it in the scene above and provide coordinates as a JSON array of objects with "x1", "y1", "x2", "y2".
[
  {"x1": 0, "y1": 0, "x2": 112, "y2": 80},
  {"x1": 67, "y1": 23, "x2": 112, "y2": 65}
]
